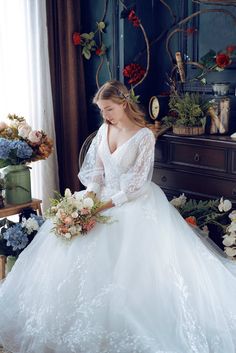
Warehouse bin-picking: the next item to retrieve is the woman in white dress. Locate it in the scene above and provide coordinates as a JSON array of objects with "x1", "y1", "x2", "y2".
[{"x1": 1, "y1": 80, "x2": 236, "y2": 353}]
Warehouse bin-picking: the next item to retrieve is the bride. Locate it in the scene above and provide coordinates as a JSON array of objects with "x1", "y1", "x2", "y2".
[{"x1": 1, "y1": 80, "x2": 236, "y2": 353}]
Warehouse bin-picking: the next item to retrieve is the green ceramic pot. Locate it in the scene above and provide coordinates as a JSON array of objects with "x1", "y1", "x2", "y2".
[{"x1": 3, "y1": 164, "x2": 32, "y2": 205}]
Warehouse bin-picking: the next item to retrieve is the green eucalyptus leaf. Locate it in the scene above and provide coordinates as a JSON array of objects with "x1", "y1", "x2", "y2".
[
  {"x1": 88, "y1": 32, "x2": 95, "y2": 39},
  {"x1": 82, "y1": 47, "x2": 91, "y2": 60}
]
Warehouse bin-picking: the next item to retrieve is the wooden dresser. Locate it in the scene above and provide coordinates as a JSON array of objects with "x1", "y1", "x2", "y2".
[{"x1": 153, "y1": 133, "x2": 236, "y2": 204}]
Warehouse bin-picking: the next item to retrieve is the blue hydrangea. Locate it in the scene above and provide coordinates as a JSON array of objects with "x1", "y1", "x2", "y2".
[
  {"x1": 3, "y1": 224, "x2": 29, "y2": 251},
  {"x1": 29, "y1": 213, "x2": 45, "y2": 227},
  {"x1": 11, "y1": 140, "x2": 33, "y2": 159},
  {"x1": 0, "y1": 138, "x2": 11, "y2": 159}
]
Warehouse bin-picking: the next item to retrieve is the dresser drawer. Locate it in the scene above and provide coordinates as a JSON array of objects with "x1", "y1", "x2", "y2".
[
  {"x1": 155, "y1": 141, "x2": 168, "y2": 163},
  {"x1": 169, "y1": 142, "x2": 227, "y2": 172},
  {"x1": 153, "y1": 168, "x2": 236, "y2": 200}
]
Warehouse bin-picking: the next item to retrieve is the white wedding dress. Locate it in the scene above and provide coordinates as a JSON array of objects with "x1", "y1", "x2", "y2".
[{"x1": 1, "y1": 123, "x2": 236, "y2": 353}]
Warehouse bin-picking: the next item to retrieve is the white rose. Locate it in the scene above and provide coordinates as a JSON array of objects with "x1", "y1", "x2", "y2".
[
  {"x1": 229, "y1": 210, "x2": 236, "y2": 221},
  {"x1": 218, "y1": 197, "x2": 232, "y2": 212},
  {"x1": 227, "y1": 222, "x2": 236, "y2": 234},
  {"x1": 224, "y1": 247, "x2": 236, "y2": 258},
  {"x1": 64, "y1": 188, "x2": 72, "y2": 198},
  {"x1": 0, "y1": 122, "x2": 7, "y2": 131},
  {"x1": 73, "y1": 192, "x2": 83, "y2": 201},
  {"x1": 222, "y1": 235, "x2": 236, "y2": 247},
  {"x1": 69, "y1": 226, "x2": 77, "y2": 235},
  {"x1": 64, "y1": 233, "x2": 72, "y2": 239},
  {"x1": 83, "y1": 197, "x2": 94, "y2": 209},
  {"x1": 18, "y1": 124, "x2": 32, "y2": 139},
  {"x1": 170, "y1": 193, "x2": 187, "y2": 208},
  {"x1": 28, "y1": 130, "x2": 42, "y2": 144}
]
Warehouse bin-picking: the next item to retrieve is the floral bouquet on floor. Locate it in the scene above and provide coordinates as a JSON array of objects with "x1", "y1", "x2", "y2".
[
  {"x1": 45, "y1": 189, "x2": 112, "y2": 240},
  {"x1": 0, "y1": 209, "x2": 45, "y2": 257}
]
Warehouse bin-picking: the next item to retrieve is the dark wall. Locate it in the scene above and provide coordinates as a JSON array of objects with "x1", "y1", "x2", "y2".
[{"x1": 80, "y1": 0, "x2": 236, "y2": 131}]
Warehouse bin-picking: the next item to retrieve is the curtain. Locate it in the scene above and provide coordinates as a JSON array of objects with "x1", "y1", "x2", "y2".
[
  {"x1": 0, "y1": 0, "x2": 59, "y2": 210},
  {"x1": 46, "y1": 0, "x2": 88, "y2": 193}
]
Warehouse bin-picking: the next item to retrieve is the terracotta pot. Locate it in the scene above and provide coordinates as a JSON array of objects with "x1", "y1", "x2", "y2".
[{"x1": 173, "y1": 126, "x2": 205, "y2": 136}]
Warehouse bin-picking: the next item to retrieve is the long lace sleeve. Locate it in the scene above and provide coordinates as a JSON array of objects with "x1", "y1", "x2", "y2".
[
  {"x1": 78, "y1": 125, "x2": 105, "y2": 194},
  {"x1": 111, "y1": 130, "x2": 156, "y2": 206}
]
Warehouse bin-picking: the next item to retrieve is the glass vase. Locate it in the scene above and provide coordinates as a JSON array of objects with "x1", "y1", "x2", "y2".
[
  {"x1": 3, "y1": 164, "x2": 32, "y2": 205},
  {"x1": 6, "y1": 255, "x2": 17, "y2": 275}
]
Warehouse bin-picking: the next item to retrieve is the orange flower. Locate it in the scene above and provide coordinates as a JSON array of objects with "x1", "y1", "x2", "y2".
[{"x1": 185, "y1": 216, "x2": 197, "y2": 226}]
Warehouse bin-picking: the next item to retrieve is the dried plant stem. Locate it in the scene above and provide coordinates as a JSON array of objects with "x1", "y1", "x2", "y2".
[
  {"x1": 95, "y1": 0, "x2": 109, "y2": 88},
  {"x1": 132, "y1": 23, "x2": 150, "y2": 90},
  {"x1": 160, "y1": 0, "x2": 176, "y2": 22},
  {"x1": 166, "y1": 8, "x2": 236, "y2": 63}
]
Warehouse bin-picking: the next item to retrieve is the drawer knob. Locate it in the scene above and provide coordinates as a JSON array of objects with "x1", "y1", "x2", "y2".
[
  {"x1": 194, "y1": 153, "x2": 200, "y2": 162},
  {"x1": 161, "y1": 176, "x2": 167, "y2": 182}
]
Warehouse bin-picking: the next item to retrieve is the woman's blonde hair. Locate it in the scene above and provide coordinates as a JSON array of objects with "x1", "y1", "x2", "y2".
[{"x1": 93, "y1": 80, "x2": 157, "y2": 135}]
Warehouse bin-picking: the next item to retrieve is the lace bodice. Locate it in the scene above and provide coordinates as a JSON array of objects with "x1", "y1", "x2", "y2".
[{"x1": 78, "y1": 124, "x2": 156, "y2": 206}]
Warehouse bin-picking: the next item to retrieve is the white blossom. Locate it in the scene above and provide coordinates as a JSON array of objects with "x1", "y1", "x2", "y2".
[
  {"x1": 170, "y1": 193, "x2": 187, "y2": 208},
  {"x1": 64, "y1": 233, "x2": 72, "y2": 239},
  {"x1": 227, "y1": 222, "x2": 236, "y2": 234},
  {"x1": 222, "y1": 235, "x2": 236, "y2": 247},
  {"x1": 229, "y1": 210, "x2": 236, "y2": 221},
  {"x1": 22, "y1": 217, "x2": 39, "y2": 234},
  {"x1": 218, "y1": 197, "x2": 232, "y2": 212},
  {"x1": 64, "y1": 188, "x2": 72, "y2": 198},
  {"x1": 18, "y1": 124, "x2": 32, "y2": 139},
  {"x1": 83, "y1": 197, "x2": 94, "y2": 209},
  {"x1": 224, "y1": 247, "x2": 236, "y2": 257},
  {"x1": 28, "y1": 130, "x2": 42, "y2": 144},
  {"x1": 0, "y1": 122, "x2": 7, "y2": 131}
]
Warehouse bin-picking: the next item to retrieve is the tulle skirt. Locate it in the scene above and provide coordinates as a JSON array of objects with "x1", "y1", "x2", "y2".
[{"x1": 1, "y1": 182, "x2": 236, "y2": 353}]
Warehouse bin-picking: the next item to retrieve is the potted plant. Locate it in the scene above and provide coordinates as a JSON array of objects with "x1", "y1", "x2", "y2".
[{"x1": 162, "y1": 91, "x2": 211, "y2": 136}]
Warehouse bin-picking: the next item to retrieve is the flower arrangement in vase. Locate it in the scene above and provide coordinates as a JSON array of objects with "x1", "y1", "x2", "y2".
[
  {"x1": 0, "y1": 114, "x2": 53, "y2": 205},
  {"x1": 161, "y1": 88, "x2": 211, "y2": 136}
]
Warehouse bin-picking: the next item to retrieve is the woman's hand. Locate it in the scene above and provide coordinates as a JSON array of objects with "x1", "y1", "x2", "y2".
[{"x1": 95, "y1": 199, "x2": 114, "y2": 214}]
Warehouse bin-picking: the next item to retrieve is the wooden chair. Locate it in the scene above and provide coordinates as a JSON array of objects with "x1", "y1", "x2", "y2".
[{"x1": 78, "y1": 130, "x2": 97, "y2": 169}]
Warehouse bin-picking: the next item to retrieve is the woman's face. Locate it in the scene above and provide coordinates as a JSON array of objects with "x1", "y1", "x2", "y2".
[{"x1": 97, "y1": 99, "x2": 126, "y2": 125}]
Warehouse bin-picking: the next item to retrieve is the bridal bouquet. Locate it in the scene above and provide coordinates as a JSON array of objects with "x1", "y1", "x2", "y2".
[{"x1": 46, "y1": 189, "x2": 112, "y2": 240}]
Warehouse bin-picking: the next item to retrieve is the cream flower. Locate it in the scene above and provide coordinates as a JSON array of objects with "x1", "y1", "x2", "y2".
[
  {"x1": 222, "y1": 235, "x2": 236, "y2": 247},
  {"x1": 28, "y1": 130, "x2": 42, "y2": 144},
  {"x1": 229, "y1": 210, "x2": 236, "y2": 222},
  {"x1": 170, "y1": 193, "x2": 187, "y2": 208},
  {"x1": 0, "y1": 122, "x2": 7, "y2": 131},
  {"x1": 224, "y1": 246, "x2": 236, "y2": 257},
  {"x1": 64, "y1": 233, "x2": 72, "y2": 239},
  {"x1": 18, "y1": 124, "x2": 32, "y2": 139},
  {"x1": 83, "y1": 197, "x2": 94, "y2": 209},
  {"x1": 64, "y1": 188, "x2": 72, "y2": 198},
  {"x1": 227, "y1": 222, "x2": 236, "y2": 234},
  {"x1": 71, "y1": 211, "x2": 79, "y2": 218},
  {"x1": 218, "y1": 197, "x2": 232, "y2": 212}
]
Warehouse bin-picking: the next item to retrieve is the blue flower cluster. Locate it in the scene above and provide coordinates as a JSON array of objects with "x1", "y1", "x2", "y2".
[
  {"x1": 0, "y1": 138, "x2": 33, "y2": 161},
  {"x1": 3, "y1": 214, "x2": 44, "y2": 252},
  {"x1": 3, "y1": 224, "x2": 29, "y2": 251}
]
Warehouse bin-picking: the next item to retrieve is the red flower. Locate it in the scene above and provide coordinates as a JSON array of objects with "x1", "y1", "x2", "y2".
[
  {"x1": 128, "y1": 10, "x2": 140, "y2": 27},
  {"x1": 72, "y1": 32, "x2": 81, "y2": 46},
  {"x1": 123, "y1": 63, "x2": 146, "y2": 85},
  {"x1": 95, "y1": 48, "x2": 103, "y2": 56},
  {"x1": 185, "y1": 27, "x2": 197, "y2": 36},
  {"x1": 226, "y1": 45, "x2": 236, "y2": 54},
  {"x1": 185, "y1": 216, "x2": 197, "y2": 226},
  {"x1": 215, "y1": 53, "x2": 231, "y2": 68}
]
